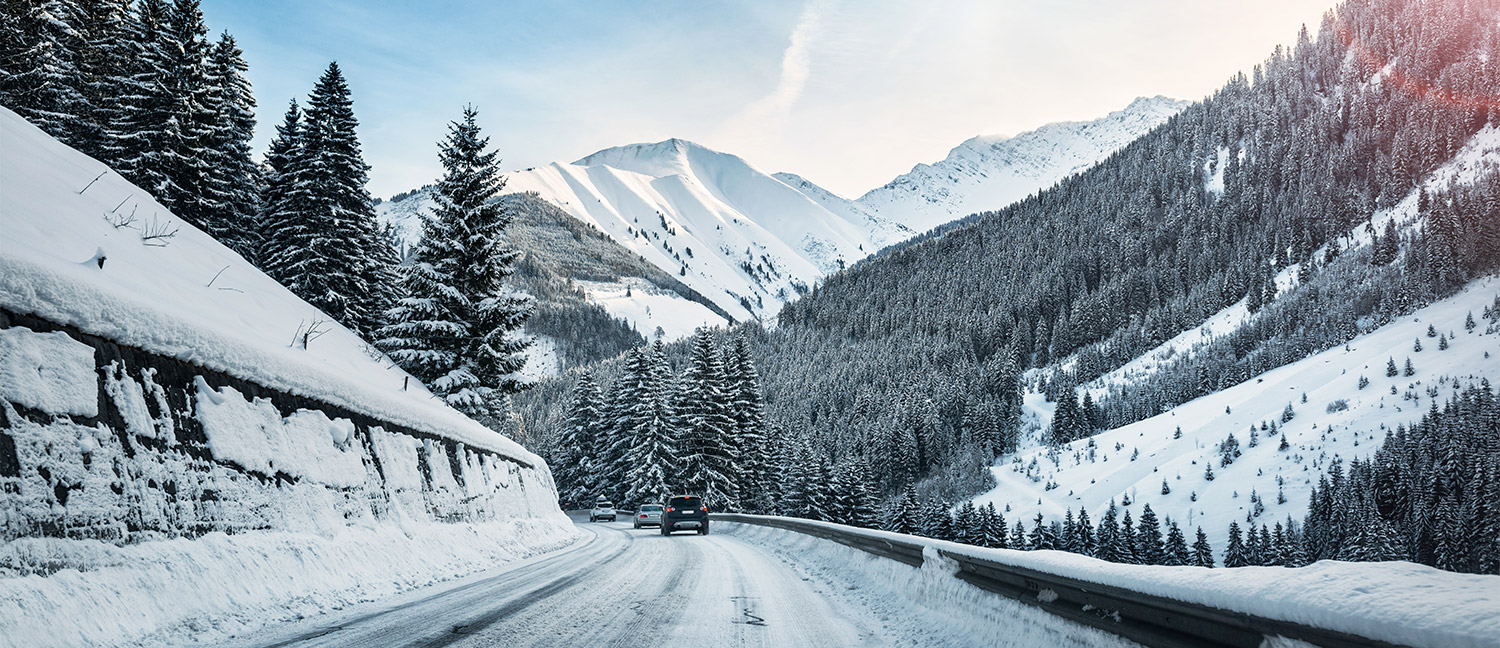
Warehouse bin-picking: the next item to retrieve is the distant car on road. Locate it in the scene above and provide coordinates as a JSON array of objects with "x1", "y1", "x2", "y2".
[
  {"x1": 634, "y1": 504, "x2": 664, "y2": 529},
  {"x1": 661, "y1": 495, "x2": 708, "y2": 535},
  {"x1": 590, "y1": 501, "x2": 616, "y2": 522}
]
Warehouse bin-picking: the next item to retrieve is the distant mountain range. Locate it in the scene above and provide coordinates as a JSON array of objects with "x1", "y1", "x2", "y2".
[{"x1": 378, "y1": 96, "x2": 1186, "y2": 354}]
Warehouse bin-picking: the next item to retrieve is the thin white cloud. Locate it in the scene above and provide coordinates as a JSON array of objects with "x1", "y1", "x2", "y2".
[{"x1": 725, "y1": 0, "x2": 827, "y2": 135}]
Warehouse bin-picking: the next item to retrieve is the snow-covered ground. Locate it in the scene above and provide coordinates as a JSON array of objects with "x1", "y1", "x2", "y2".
[
  {"x1": 0, "y1": 518, "x2": 580, "y2": 648},
  {"x1": 976, "y1": 277, "x2": 1500, "y2": 553},
  {"x1": 724, "y1": 518, "x2": 1500, "y2": 648},
  {"x1": 0, "y1": 106, "x2": 532, "y2": 462},
  {"x1": 856, "y1": 96, "x2": 1189, "y2": 234},
  {"x1": 575, "y1": 277, "x2": 728, "y2": 341},
  {"x1": 231, "y1": 514, "x2": 1135, "y2": 648},
  {"x1": 0, "y1": 106, "x2": 577, "y2": 648}
]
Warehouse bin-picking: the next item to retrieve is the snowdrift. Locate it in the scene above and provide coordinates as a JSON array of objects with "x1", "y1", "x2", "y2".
[{"x1": 0, "y1": 106, "x2": 577, "y2": 648}]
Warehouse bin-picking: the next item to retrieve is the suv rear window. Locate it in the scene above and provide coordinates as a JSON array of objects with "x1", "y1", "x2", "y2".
[
  {"x1": 640, "y1": 505, "x2": 662, "y2": 511},
  {"x1": 669, "y1": 497, "x2": 702, "y2": 509},
  {"x1": 597, "y1": 502, "x2": 612, "y2": 508}
]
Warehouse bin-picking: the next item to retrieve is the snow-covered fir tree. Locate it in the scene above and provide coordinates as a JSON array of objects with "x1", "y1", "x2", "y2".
[
  {"x1": 377, "y1": 106, "x2": 531, "y2": 420},
  {"x1": 194, "y1": 31, "x2": 260, "y2": 259},
  {"x1": 554, "y1": 371, "x2": 605, "y2": 507},
  {"x1": 262, "y1": 61, "x2": 399, "y2": 339},
  {"x1": 622, "y1": 342, "x2": 679, "y2": 508},
  {"x1": 675, "y1": 329, "x2": 740, "y2": 510}
]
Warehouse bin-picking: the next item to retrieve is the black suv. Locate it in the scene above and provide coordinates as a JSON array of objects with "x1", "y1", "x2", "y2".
[{"x1": 660, "y1": 495, "x2": 708, "y2": 535}]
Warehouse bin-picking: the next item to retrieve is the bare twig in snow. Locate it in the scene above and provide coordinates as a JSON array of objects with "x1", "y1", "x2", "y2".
[
  {"x1": 290, "y1": 318, "x2": 330, "y2": 350},
  {"x1": 110, "y1": 194, "x2": 132, "y2": 213},
  {"x1": 78, "y1": 171, "x2": 107, "y2": 194},
  {"x1": 139, "y1": 215, "x2": 179, "y2": 247},
  {"x1": 104, "y1": 210, "x2": 137, "y2": 230},
  {"x1": 206, "y1": 265, "x2": 230, "y2": 288}
]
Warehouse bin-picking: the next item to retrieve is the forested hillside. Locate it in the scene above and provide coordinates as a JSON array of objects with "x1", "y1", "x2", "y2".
[{"x1": 759, "y1": 0, "x2": 1500, "y2": 498}]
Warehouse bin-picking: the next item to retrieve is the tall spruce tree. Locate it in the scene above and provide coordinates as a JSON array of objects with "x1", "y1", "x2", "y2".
[
  {"x1": 677, "y1": 329, "x2": 740, "y2": 510},
  {"x1": 0, "y1": 0, "x2": 91, "y2": 147},
  {"x1": 1192, "y1": 527, "x2": 1215, "y2": 567},
  {"x1": 623, "y1": 342, "x2": 679, "y2": 508},
  {"x1": 555, "y1": 371, "x2": 605, "y2": 507},
  {"x1": 262, "y1": 62, "x2": 399, "y2": 338},
  {"x1": 725, "y1": 335, "x2": 771, "y2": 513},
  {"x1": 376, "y1": 106, "x2": 531, "y2": 420},
  {"x1": 195, "y1": 30, "x2": 259, "y2": 258}
]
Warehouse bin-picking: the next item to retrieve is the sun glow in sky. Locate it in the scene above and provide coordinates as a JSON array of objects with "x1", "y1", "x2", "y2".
[{"x1": 203, "y1": 0, "x2": 1335, "y2": 200}]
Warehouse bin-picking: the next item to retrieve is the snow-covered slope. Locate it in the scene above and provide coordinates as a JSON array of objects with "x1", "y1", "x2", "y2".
[
  {"x1": 377, "y1": 188, "x2": 731, "y2": 348},
  {"x1": 502, "y1": 139, "x2": 909, "y2": 322},
  {"x1": 0, "y1": 107, "x2": 528, "y2": 462},
  {"x1": 857, "y1": 96, "x2": 1189, "y2": 233},
  {"x1": 972, "y1": 122, "x2": 1500, "y2": 554},
  {"x1": 0, "y1": 106, "x2": 580, "y2": 646},
  {"x1": 977, "y1": 278, "x2": 1500, "y2": 553}
]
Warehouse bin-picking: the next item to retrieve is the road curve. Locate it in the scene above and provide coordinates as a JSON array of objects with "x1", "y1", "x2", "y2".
[{"x1": 236, "y1": 513, "x2": 885, "y2": 648}]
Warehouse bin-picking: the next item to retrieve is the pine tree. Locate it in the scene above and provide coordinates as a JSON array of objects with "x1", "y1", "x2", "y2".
[
  {"x1": 1075, "y1": 507, "x2": 1095, "y2": 556},
  {"x1": 377, "y1": 106, "x2": 530, "y2": 419},
  {"x1": 1096, "y1": 501, "x2": 1120, "y2": 562},
  {"x1": 556, "y1": 372, "x2": 605, "y2": 507},
  {"x1": 195, "y1": 30, "x2": 260, "y2": 259},
  {"x1": 1118, "y1": 510, "x2": 1138, "y2": 564},
  {"x1": 1050, "y1": 387, "x2": 1081, "y2": 444},
  {"x1": 1192, "y1": 527, "x2": 1215, "y2": 567},
  {"x1": 1224, "y1": 521, "x2": 1250, "y2": 567},
  {"x1": 725, "y1": 335, "x2": 770, "y2": 512},
  {"x1": 623, "y1": 343, "x2": 679, "y2": 508},
  {"x1": 0, "y1": 0, "x2": 91, "y2": 147},
  {"x1": 676, "y1": 329, "x2": 740, "y2": 510},
  {"x1": 1386, "y1": 357, "x2": 1399, "y2": 377},
  {"x1": 1403, "y1": 357, "x2": 1415, "y2": 377},
  {"x1": 1137, "y1": 504, "x2": 1164, "y2": 565},
  {"x1": 1163, "y1": 521, "x2": 1190, "y2": 566},
  {"x1": 262, "y1": 62, "x2": 398, "y2": 339},
  {"x1": 886, "y1": 484, "x2": 921, "y2": 534}
]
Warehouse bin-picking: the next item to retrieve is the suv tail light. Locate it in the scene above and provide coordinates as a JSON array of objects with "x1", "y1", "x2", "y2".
[
  {"x1": 701, "y1": 506, "x2": 707, "y2": 512},
  {"x1": 667, "y1": 507, "x2": 674, "y2": 512}
]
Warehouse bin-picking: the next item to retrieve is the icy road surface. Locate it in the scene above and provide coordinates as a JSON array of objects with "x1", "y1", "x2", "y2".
[{"x1": 232, "y1": 513, "x2": 1132, "y2": 648}]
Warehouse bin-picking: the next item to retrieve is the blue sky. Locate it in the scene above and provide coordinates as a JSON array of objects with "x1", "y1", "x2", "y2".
[{"x1": 202, "y1": 0, "x2": 1334, "y2": 200}]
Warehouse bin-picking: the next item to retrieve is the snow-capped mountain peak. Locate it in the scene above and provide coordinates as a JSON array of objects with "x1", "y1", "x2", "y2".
[{"x1": 856, "y1": 95, "x2": 1189, "y2": 233}]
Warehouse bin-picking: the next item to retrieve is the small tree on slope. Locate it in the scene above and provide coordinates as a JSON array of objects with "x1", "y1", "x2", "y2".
[{"x1": 377, "y1": 105, "x2": 531, "y2": 422}]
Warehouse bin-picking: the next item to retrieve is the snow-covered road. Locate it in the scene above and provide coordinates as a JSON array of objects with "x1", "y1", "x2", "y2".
[{"x1": 230, "y1": 514, "x2": 1133, "y2": 648}]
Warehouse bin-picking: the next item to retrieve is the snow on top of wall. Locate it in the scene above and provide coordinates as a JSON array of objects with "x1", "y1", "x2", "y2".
[
  {"x1": 0, "y1": 106, "x2": 538, "y2": 466},
  {"x1": 0, "y1": 326, "x2": 98, "y2": 417}
]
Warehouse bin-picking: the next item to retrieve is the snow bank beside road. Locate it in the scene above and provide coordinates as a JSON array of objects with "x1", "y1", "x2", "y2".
[
  {"x1": 721, "y1": 522, "x2": 1139, "y2": 648},
  {"x1": 724, "y1": 517, "x2": 1500, "y2": 648},
  {"x1": 0, "y1": 518, "x2": 582, "y2": 648}
]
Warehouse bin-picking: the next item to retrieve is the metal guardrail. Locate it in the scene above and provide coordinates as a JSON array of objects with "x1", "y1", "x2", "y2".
[{"x1": 712, "y1": 513, "x2": 1406, "y2": 648}]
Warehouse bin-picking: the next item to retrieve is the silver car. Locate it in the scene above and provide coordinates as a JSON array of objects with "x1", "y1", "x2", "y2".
[
  {"x1": 589, "y1": 501, "x2": 616, "y2": 522},
  {"x1": 633, "y1": 504, "x2": 664, "y2": 528}
]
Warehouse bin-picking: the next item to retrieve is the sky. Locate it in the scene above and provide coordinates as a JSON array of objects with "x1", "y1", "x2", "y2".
[{"x1": 201, "y1": 0, "x2": 1336, "y2": 201}]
